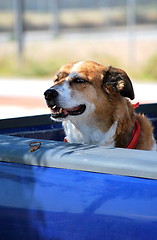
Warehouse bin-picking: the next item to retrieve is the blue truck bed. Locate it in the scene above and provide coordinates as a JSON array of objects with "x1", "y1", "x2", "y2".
[{"x1": 0, "y1": 103, "x2": 157, "y2": 240}]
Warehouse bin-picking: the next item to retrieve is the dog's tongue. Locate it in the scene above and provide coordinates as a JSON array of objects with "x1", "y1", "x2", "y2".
[
  {"x1": 64, "y1": 106, "x2": 80, "y2": 114},
  {"x1": 63, "y1": 109, "x2": 69, "y2": 115}
]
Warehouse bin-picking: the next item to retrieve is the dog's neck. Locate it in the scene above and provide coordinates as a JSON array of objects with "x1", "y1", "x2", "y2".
[
  {"x1": 62, "y1": 100, "x2": 136, "y2": 148},
  {"x1": 63, "y1": 120, "x2": 118, "y2": 147}
]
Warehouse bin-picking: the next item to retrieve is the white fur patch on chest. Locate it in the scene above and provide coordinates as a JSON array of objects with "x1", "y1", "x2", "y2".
[
  {"x1": 63, "y1": 120, "x2": 118, "y2": 148},
  {"x1": 151, "y1": 138, "x2": 157, "y2": 151}
]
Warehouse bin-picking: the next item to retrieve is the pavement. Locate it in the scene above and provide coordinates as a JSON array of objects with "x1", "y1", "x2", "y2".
[
  {"x1": 0, "y1": 79, "x2": 157, "y2": 119},
  {"x1": 0, "y1": 79, "x2": 52, "y2": 119}
]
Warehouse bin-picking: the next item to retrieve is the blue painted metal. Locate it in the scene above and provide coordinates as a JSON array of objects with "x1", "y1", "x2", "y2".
[
  {"x1": 1, "y1": 161, "x2": 157, "y2": 240},
  {"x1": 0, "y1": 123, "x2": 54, "y2": 135},
  {"x1": 0, "y1": 103, "x2": 157, "y2": 239}
]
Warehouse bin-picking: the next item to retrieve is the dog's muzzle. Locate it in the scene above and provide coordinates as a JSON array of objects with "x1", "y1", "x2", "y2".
[{"x1": 44, "y1": 88, "x2": 86, "y2": 119}]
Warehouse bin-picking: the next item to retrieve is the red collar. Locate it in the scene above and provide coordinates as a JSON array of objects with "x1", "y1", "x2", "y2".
[
  {"x1": 63, "y1": 137, "x2": 68, "y2": 143},
  {"x1": 64, "y1": 120, "x2": 141, "y2": 149},
  {"x1": 132, "y1": 102, "x2": 139, "y2": 109},
  {"x1": 64, "y1": 101, "x2": 141, "y2": 149},
  {"x1": 126, "y1": 120, "x2": 141, "y2": 149}
]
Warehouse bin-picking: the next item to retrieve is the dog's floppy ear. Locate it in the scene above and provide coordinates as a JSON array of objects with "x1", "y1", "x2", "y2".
[{"x1": 102, "y1": 66, "x2": 134, "y2": 100}]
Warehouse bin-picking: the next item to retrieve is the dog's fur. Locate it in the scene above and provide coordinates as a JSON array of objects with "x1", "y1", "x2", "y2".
[{"x1": 44, "y1": 61, "x2": 156, "y2": 151}]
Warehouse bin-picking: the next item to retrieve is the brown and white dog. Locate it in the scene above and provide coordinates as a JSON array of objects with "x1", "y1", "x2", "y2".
[{"x1": 44, "y1": 61, "x2": 156, "y2": 150}]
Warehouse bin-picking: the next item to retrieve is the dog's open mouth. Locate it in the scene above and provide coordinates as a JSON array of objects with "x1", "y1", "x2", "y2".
[{"x1": 50, "y1": 104, "x2": 86, "y2": 118}]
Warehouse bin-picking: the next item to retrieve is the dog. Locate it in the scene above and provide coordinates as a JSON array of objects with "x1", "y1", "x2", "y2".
[{"x1": 44, "y1": 61, "x2": 156, "y2": 151}]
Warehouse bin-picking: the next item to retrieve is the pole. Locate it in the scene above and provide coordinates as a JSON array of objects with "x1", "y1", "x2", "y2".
[
  {"x1": 49, "y1": 0, "x2": 60, "y2": 37},
  {"x1": 14, "y1": 0, "x2": 24, "y2": 64},
  {"x1": 127, "y1": 0, "x2": 136, "y2": 67}
]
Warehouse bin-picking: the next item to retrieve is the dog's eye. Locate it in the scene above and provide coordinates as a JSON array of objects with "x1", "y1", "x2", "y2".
[
  {"x1": 54, "y1": 78, "x2": 59, "y2": 83},
  {"x1": 54, "y1": 72, "x2": 68, "y2": 83},
  {"x1": 72, "y1": 78, "x2": 87, "y2": 84}
]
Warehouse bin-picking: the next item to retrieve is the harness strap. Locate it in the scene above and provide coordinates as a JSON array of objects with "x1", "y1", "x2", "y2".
[
  {"x1": 132, "y1": 102, "x2": 139, "y2": 109},
  {"x1": 63, "y1": 137, "x2": 68, "y2": 143},
  {"x1": 64, "y1": 103, "x2": 141, "y2": 149},
  {"x1": 126, "y1": 120, "x2": 141, "y2": 149}
]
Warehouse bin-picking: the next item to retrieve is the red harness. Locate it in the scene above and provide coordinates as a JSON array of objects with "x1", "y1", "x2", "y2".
[
  {"x1": 125, "y1": 119, "x2": 141, "y2": 149},
  {"x1": 125, "y1": 102, "x2": 141, "y2": 149},
  {"x1": 64, "y1": 120, "x2": 141, "y2": 149},
  {"x1": 64, "y1": 102, "x2": 141, "y2": 149},
  {"x1": 63, "y1": 137, "x2": 68, "y2": 143}
]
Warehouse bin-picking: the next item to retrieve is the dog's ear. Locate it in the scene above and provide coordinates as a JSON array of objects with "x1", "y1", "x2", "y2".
[{"x1": 102, "y1": 66, "x2": 134, "y2": 100}]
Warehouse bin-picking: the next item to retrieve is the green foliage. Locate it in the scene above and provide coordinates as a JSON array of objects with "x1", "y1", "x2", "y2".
[
  {"x1": 0, "y1": 47, "x2": 156, "y2": 82},
  {"x1": 141, "y1": 54, "x2": 157, "y2": 81},
  {"x1": 0, "y1": 55, "x2": 68, "y2": 78}
]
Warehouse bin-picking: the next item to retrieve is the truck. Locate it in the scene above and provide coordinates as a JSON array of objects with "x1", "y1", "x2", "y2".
[{"x1": 0, "y1": 103, "x2": 157, "y2": 240}]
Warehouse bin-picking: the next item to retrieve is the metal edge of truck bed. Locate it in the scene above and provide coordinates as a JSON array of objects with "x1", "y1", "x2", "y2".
[
  {"x1": 0, "y1": 134, "x2": 157, "y2": 180},
  {"x1": 0, "y1": 103, "x2": 156, "y2": 130}
]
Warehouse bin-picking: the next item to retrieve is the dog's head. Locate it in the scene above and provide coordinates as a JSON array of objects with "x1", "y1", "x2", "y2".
[{"x1": 44, "y1": 61, "x2": 134, "y2": 123}]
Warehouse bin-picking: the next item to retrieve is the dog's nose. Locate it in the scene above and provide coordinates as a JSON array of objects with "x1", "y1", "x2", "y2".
[{"x1": 44, "y1": 88, "x2": 58, "y2": 100}]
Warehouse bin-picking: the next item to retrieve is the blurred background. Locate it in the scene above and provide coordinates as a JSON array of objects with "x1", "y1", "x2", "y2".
[{"x1": 0, "y1": 0, "x2": 157, "y2": 119}]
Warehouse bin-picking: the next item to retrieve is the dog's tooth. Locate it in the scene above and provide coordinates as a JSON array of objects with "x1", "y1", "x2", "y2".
[
  {"x1": 52, "y1": 105, "x2": 56, "y2": 109},
  {"x1": 59, "y1": 108, "x2": 63, "y2": 113}
]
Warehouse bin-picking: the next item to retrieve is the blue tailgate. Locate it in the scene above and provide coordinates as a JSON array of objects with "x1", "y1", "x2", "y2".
[
  {"x1": 0, "y1": 135, "x2": 157, "y2": 240},
  {"x1": 0, "y1": 103, "x2": 157, "y2": 240},
  {"x1": 1, "y1": 161, "x2": 157, "y2": 240}
]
